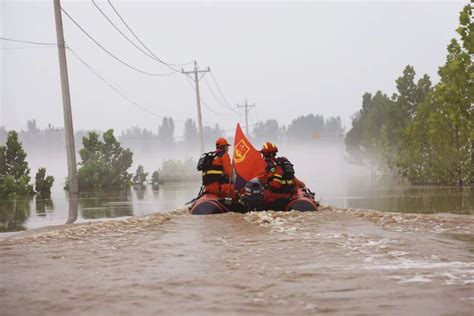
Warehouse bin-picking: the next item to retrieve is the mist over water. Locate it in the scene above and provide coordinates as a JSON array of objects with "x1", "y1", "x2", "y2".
[
  {"x1": 1, "y1": 1, "x2": 472, "y2": 314},
  {"x1": 1, "y1": 138, "x2": 471, "y2": 235}
]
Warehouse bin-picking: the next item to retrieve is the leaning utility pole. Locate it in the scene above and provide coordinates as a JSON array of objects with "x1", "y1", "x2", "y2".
[
  {"x1": 182, "y1": 61, "x2": 210, "y2": 153},
  {"x1": 237, "y1": 99, "x2": 255, "y2": 135},
  {"x1": 54, "y1": 0, "x2": 78, "y2": 194}
]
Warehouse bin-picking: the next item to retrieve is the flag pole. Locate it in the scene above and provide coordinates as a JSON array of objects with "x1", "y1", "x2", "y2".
[{"x1": 227, "y1": 161, "x2": 234, "y2": 199}]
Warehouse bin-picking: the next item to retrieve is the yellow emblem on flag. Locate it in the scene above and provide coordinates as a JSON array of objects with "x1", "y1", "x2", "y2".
[{"x1": 234, "y1": 139, "x2": 250, "y2": 163}]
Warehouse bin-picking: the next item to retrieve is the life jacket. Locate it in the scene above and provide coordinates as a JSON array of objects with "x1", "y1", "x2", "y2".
[
  {"x1": 272, "y1": 157, "x2": 295, "y2": 194},
  {"x1": 197, "y1": 150, "x2": 229, "y2": 185},
  {"x1": 264, "y1": 158, "x2": 284, "y2": 191}
]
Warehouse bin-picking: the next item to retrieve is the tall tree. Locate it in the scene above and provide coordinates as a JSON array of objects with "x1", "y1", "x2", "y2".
[
  {"x1": 396, "y1": 4, "x2": 473, "y2": 185},
  {"x1": 183, "y1": 118, "x2": 198, "y2": 148},
  {"x1": 252, "y1": 119, "x2": 281, "y2": 144},
  {"x1": 381, "y1": 66, "x2": 432, "y2": 168},
  {"x1": 158, "y1": 117, "x2": 175, "y2": 146},
  {"x1": 287, "y1": 114, "x2": 325, "y2": 142}
]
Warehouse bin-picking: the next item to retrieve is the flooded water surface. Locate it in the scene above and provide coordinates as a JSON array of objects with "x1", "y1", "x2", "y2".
[
  {"x1": 1, "y1": 207, "x2": 473, "y2": 315},
  {"x1": 1, "y1": 147, "x2": 473, "y2": 314}
]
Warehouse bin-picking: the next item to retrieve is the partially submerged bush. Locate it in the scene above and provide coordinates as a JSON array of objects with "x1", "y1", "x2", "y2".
[
  {"x1": 133, "y1": 165, "x2": 148, "y2": 185},
  {"x1": 35, "y1": 168, "x2": 54, "y2": 198},
  {"x1": 151, "y1": 170, "x2": 160, "y2": 186},
  {"x1": 76, "y1": 129, "x2": 133, "y2": 191},
  {"x1": 0, "y1": 131, "x2": 35, "y2": 198},
  {"x1": 158, "y1": 157, "x2": 199, "y2": 183}
]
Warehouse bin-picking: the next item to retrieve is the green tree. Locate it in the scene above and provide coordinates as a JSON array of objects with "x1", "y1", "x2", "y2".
[
  {"x1": 0, "y1": 131, "x2": 34, "y2": 197},
  {"x1": 35, "y1": 168, "x2": 54, "y2": 198},
  {"x1": 133, "y1": 165, "x2": 148, "y2": 185},
  {"x1": 76, "y1": 129, "x2": 134, "y2": 190},
  {"x1": 381, "y1": 66, "x2": 432, "y2": 168},
  {"x1": 345, "y1": 92, "x2": 393, "y2": 166},
  {"x1": 159, "y1": 157, "x2": 198, "y2": 183},
  {"x1": 396, "y1": 4, "x2": 473, "y2": 185}
]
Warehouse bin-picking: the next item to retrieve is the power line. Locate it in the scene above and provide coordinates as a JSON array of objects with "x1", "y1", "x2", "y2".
[
  {"x1": 67, "y1": 45, "x2": 166, "y2": 119},
  {"x1": 61, "y1": 7, "x2": 176, "y2": 77},
  {"x1": 91, "y1": 0, "x2": 180, "y2": 73},
  {"x1": 209, "y1": 70, "x2": 238, "y2": 113},
  {"x1": 107, "y1": 0, "x2": 193, "y2": 68},
  {"x1": 202, "y1": 76, "x2": 238, "y2": 115},
  {"x1": 184, "y1": 74, "x2": 227, "y2": 117},
  {"x1": 0, "y1": 37, "x2": 57, "y2": 46},
  {"x1": 0, "y1": 46, "x2": 56, "y2": 50}
]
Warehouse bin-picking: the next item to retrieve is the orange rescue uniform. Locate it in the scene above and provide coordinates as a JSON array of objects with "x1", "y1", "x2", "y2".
[{"x1": 204, "y1": 149, "x2": 235, "y2": 197}]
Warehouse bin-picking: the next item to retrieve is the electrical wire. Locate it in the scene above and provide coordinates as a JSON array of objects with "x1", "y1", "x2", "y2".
[
  {"x1": 67, "y1": 45, "x2": 166, "y2": 119},
  {"x1": 202, "y1": 76, "x2": 237, "y2": 114},
  {"x1": 183, "y1": 75, "x2": 229, "y2": 117},
  {"x1": 0, "y1": 37, "x2": 56, "y2": 46},
  {"x1": 91, "y1": 0, "x2": 181, "y2": 73},
  {"x1": 107, "y1": 0, "x2": 193, "y2": 68},
  {"x1": 61, "y1": 7, "x2": 176, "y2": 77},
  {"x1": 0, "y1": 46, "x2": 56, "y2": 50},
  {"x1": 209, "y1": 70, "x2": 239, "y2": 114}
]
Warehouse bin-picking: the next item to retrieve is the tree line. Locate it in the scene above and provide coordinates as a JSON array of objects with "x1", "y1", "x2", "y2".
[
  {"x1": 345, "y1": 4, "x2": 473, "y2": 185},
  {"x1": 1, "y1": 113, "x2": 345, "y2": 154}
]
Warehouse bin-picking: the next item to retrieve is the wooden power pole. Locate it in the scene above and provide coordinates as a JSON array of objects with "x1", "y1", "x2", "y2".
[
  {"x1": 237, "y1": 99, "x2": 255, "y2": 135},
  {"x1": 182, "y1": 61, "x2": 210, "y2": 153},
  {"x1": 53, "y1": 0, "x2": 78, "y2": 194}
]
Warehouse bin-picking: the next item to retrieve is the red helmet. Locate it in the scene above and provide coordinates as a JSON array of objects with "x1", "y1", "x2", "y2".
[
  {"x1": 216, "y1": 137, "x2": 230, "y2": 148},
  {"x1": 261, "y1": 142, "x2": 278, "y2": 155}
]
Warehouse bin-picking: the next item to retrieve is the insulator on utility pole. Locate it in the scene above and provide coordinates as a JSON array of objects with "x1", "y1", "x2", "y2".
[
  {"x1": 53, "y1": 0, "x2": 78, "y2": 194},
  {"x1": 182, "y1": 61, "x2": 210, "y2": 154},
  {"x1": 237, "y1": 99, "x2": 255, "y2": 136}
]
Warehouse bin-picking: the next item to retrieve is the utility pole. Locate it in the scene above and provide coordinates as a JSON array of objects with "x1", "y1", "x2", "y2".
[
  {"x1": 237, "y1": 99, "x2": 255, "y2": 135},
  {"x1": 182, "y1": 61, "x2": 210, "y2": 153},
  {"x1": 54, "y1": 0, "x2": 78, "y2": 194}
]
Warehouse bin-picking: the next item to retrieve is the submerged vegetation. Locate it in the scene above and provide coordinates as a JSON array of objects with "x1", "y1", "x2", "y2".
[
  {"x1": 34, "y1": 168, "x2": 55, "y2": 198},
  {"x1": 346, "y1": 4, "x2": 473, "y2": 185},
  {"x1": 158, "y1": 157, "x2": 198, "y2": 183},
  {"x1": 0, "y1": 131, "x2": 54, "y2": 198},
  {"x1": 76, "y1": 129, "x2": 133, "y2": 191},
  {"x1": 132, "y1": 165, "x2": 148, "y2": 185}
]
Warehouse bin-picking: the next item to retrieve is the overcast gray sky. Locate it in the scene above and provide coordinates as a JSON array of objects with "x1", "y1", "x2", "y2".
[{"x1": 0, "y1": 0, "x2": 466, "y2": 137}]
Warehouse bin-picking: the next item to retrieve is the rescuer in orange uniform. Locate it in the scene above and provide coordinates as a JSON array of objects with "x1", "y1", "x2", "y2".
[
  {"x1": 203, "y1": 137, "x2": 235, "y2": 197},
  {"x1": 260, "y1": 142, "x2": 305, "y2": 205}
]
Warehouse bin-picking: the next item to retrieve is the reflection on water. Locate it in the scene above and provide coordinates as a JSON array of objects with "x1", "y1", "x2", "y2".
[
  {"x1": 0, "y1": 182, "x2": 200, "y2": 233},
  {"x1": 0, "y1": 199, "x2": 32, "y2": 232},
  {"x1": 35, "y1": 198, "x2": 54, "y2": 217},
  {"x1": 79, "y1": 190, "x2": 134, "y2": 219},
  {"x1": 0, "y1": 176, "x2": 472, "y2": 233},
  {"x1": 66, "y1": 194, "x2": 78, "y2": 225}
]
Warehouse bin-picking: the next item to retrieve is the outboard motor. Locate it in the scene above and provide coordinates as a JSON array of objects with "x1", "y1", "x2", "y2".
[{"x1": 241, "y1": 178, "x2": 264, "y2": 212}]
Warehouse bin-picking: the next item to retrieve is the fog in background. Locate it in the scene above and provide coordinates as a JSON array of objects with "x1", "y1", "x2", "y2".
[
  {"x1": 1, "y1": 0, "x2": 464, "y2": 133},
  {"x1": 0, "y1": 0, "x2": 467, "y2": 189}
]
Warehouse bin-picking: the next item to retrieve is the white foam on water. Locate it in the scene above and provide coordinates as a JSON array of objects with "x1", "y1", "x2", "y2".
[
  {"x1": 460, "y1": 297, "x2": 474, "y2": 301},
  {"x1": 398, "y1": 275, "x2": 433, "y2": 284},
  {"x1": 363, "y1": 259, "x2": 474, "y2": 271}
]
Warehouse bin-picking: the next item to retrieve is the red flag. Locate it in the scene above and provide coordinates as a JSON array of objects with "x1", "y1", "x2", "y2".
[{"x1": 232, "y1": 123, "x2": 266, "y2": 190}]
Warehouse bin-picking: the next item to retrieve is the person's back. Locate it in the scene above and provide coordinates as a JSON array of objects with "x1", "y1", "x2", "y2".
[
  {"x1": 260, "y1": 142, "x2": 306, "y2": 207},
  {"x1": 201, "y1": 137, "x2": 234, "y2": 197}
]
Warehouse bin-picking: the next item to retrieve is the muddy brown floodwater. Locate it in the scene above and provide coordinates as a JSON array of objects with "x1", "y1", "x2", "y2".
[{"x1": 1, "y1": 206, "x2": 473, "y2": 315}]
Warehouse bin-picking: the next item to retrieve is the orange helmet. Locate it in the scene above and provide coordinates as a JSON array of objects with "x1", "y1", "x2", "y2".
[
  {"x1": 216, "y1": 137, "x2": 230, "y2": 148},
  {"x1": 261, "y1": 142, "x2": 278, "y2": 155}
]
